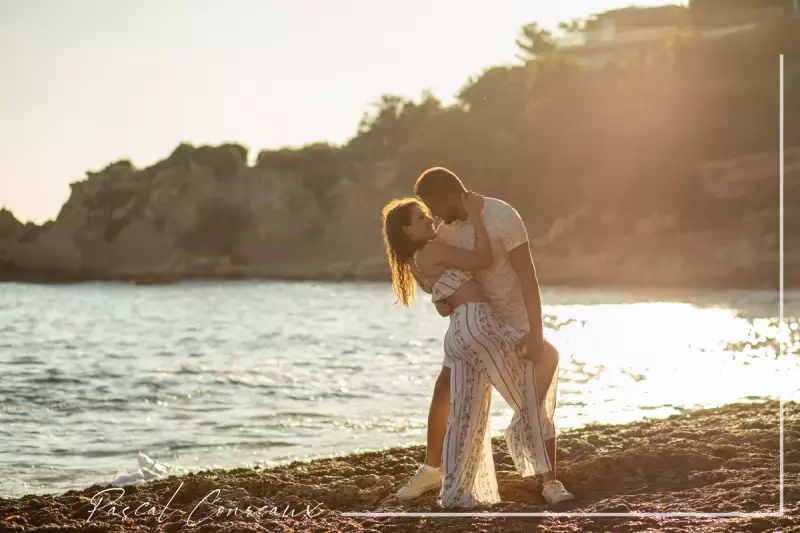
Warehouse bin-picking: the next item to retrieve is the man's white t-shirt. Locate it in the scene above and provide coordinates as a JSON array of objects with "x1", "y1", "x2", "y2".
[{"x1": 436, "y1": 196, "x2": 531, "y2": 339}]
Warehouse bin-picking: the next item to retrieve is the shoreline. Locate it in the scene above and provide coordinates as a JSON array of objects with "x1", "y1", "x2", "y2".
[
  {"x1": 0, "y1": 265, "x2": 791, "y2": 292},
  {"x1": 1, "y1": 401, "x2": 796, "y2": 532}
]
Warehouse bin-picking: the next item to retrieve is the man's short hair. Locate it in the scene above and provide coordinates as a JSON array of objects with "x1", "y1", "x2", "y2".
[{"x1": 414, "y1": 167, "x2": 467, "y2": 199}]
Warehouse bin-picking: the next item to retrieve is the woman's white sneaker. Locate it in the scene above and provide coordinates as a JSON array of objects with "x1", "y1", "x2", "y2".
[
  {"x1": 542, "y1": 479, "x2": 574, "y2": 504},
  {"x1": 396, "y1": 465, "x2": 442, "y2": 500}
]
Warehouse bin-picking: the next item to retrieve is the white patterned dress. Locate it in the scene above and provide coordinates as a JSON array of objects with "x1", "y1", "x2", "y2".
[{"x1": 423, "y1": 268, "x2": 555, "y2": 508}]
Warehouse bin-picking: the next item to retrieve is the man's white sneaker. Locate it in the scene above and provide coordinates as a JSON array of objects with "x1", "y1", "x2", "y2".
[
  {"x1": 542, "y1": 479, "x2": 575, "y2": 505},
  {"x1": 396, "y1": 465, "x2": 442, "y2": 501}
]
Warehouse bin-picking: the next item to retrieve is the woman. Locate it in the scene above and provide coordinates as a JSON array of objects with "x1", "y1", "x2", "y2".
[{"x1": 381, "y1": 193, "x2": 554, "y2": 508}]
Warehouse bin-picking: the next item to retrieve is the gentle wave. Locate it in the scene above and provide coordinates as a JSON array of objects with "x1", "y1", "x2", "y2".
[{"x1": 0, "y1": 281, "x2": 797, "y2": 497}]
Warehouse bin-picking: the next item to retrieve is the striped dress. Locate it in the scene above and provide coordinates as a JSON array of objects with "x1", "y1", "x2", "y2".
[{"x1": 426, "y1": 268, "x2": 554, "y2": 508}]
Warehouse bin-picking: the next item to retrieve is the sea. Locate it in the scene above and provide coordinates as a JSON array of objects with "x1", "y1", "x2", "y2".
[{"x1": 1, "y1": 281, "x2": 797, "y2": 497}]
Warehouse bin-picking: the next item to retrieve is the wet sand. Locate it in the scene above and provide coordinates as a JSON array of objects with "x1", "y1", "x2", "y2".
[{"x1": 1, "y1": 401, "x2": 797, "y2": 532}]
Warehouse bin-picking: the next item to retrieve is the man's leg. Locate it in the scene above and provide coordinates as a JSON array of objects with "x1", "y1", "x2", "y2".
[
  {"x1": 537, "y1": 340, "x2": 559, "y2": 482},
  {"x1": 424, "y1": 366, "x2": 451, "y2": 468},
  {"x1": 535, "y1": 341, "x2": 573, "y2": 503},
  {"x1": 542, "y1": 439, "x2": 557, "y2": 482}
]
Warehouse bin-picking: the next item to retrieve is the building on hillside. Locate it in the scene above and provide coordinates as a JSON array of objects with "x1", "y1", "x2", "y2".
[
  {"x1": 553, "y1": 19, "x2": 676, "y2": 70},
  {"x1": 554, "y1": 2, "x2": 797, "y2": 70}
]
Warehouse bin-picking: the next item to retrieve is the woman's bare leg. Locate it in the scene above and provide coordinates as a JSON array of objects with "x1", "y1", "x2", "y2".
[
  {"x1": 396, "y1": 367, "x2": 452, "y2": 501},
  {"x1": 424, "y1": 367, "x2": 451, "y2": 468}
]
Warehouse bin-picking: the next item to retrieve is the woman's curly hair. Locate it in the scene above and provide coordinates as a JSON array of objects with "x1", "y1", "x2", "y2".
[{"x1": 381, "y1": 197, "x2": 430, "y2": 307}]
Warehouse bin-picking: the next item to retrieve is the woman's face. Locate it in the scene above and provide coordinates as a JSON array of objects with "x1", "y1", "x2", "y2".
[{"x1": 403, "y1": 204, "x2": 436, "y2": 242}]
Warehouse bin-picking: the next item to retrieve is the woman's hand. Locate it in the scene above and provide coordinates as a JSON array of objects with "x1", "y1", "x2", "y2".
[
  {"x1": 434, "y1": 301, "x2": 453, "y2": 317},
  {"x1": 463, "y1": 191, "x2": 485, "y2": 219}
]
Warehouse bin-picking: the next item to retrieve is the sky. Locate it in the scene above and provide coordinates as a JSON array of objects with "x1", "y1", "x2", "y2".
[{"x1": 0, "y1": 0, "x2": 679, "y2": 223}]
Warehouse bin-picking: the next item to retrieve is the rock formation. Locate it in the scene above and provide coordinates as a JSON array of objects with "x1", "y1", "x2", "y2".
[
  {"x1": 1, "y1": 143, "x2": 797, "y2": 288},
  {"x1": 0, "y1": 144, "x2": 395, "y2": 283}
]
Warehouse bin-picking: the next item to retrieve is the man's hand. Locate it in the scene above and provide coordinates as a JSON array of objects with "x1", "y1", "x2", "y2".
[
  {"x1": 520, "y1": 333, "x2": 545, "y2": 362},
  {"x1": 434, "y1": 301, "x2": 453, "y2": 317}
]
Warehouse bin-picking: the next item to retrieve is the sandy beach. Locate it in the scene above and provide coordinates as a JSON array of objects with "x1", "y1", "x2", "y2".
[{"x1": 0, "y1": 401, "x2": 796, "y2": 533}]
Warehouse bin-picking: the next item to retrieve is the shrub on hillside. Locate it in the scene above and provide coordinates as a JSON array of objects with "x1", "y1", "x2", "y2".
[
  {"x1": 190, "y1": 144, "x2": 248, "y2": 183},
  {"x1": 179, "y1": 197, "x2": 253, "y2": 256}
]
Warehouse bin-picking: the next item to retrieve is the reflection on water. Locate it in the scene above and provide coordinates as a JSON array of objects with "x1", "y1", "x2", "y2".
[{"x1": 0, "y1": 281, "x2": 797, "y2": 497}]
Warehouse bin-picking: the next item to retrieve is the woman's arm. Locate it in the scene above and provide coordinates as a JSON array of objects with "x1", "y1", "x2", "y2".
[
  {"x1": 426, "y1": 193, "x2": 492, "y2": 270},
  {"x1": 425, "y1": 242, "x2": 491, "y2": 271}
]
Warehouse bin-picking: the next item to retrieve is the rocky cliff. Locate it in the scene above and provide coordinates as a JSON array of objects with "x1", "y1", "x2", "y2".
[
  {"x1": 0, "y1": 144, "x2": 392, "y2": 283},
  {"x1": 1, "y1": 143, "x2": 797, "y2": 288}
]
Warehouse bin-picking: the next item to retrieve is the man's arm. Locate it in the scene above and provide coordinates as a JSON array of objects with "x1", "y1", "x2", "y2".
[
  {"x1": 509, "y1": 243, "x2": 545, "y2": 361},
  {"x1": 498, "y1": 203, "x2": 544, "y2": 360}
]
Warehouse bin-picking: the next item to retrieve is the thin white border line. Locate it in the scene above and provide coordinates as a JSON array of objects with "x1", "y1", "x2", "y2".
[
  {"x1": 342, "y1": 512, "x2": 783, "y2": 518},
  {"x1": 344, "y1": 54, "x2": 788, "y2": 520},
  {"x1": 779, "y1": 52, "x2": 785, "y2": 515}
]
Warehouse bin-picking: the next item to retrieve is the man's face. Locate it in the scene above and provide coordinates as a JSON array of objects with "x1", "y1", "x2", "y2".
[{"x1": 420, "y1": 194, "x2": 459, "y2": 224}]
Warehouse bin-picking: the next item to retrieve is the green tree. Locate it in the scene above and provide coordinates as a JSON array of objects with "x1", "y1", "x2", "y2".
[
  {"x1": 190, "y1": 144, "x2": 247, "y2": 183},
  {"x1": 515, "y1": 22, "x2": 555, "y2": 62},
  {"x1": 347, "y1": 92, "x2": 442, "y2": 160},
  {"x1": 558, "y1": 19, "x2": 585, "y2": 33}
]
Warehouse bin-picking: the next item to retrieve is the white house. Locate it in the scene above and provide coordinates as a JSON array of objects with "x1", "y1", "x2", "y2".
[
  {"x1": 553, "y1": 19, "x2": 676, "y2": 70},
  {"x1": 554, "y1": 3, "x2": 796, "y2": 71}
]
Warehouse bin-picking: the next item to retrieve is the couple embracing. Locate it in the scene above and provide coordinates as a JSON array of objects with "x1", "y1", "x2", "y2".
[{"x1": 381, "y1": 167, "x2": 574, "y2": 508}]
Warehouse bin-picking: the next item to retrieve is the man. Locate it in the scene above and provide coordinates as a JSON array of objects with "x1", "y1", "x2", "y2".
[{"x1": 397, "y1": 167, "x2": 574, "y2": 505}]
